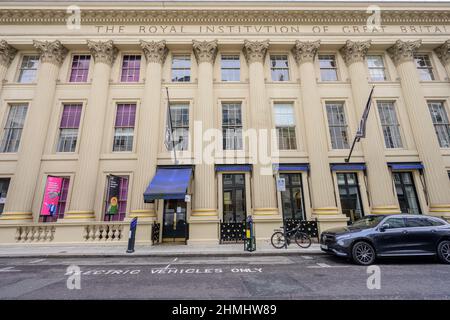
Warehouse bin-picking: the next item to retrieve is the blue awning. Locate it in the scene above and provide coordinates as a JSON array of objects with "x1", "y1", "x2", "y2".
[
  {"x1": 273, "y1": 164, "x2": 310, "y2": 172},
  {"x1": 215, "y1": 164, "x2": 252, "y2": 172},
  {"x1": 388, "y1": 162, "x2": 424, "y2": 170},
  {"x1": 331, "y1": 163, "x2": 366, "y2": 171},
  {"x1": 143, "y1": 167, "x2": 193, "y2": 202}
]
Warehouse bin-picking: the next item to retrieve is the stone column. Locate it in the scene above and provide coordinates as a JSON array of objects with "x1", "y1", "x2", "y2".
[
  {"x1": 387, "y1": 40, "x2": 450, "y2": 217},
  {"x1": 1, "y1": 40, "x2": 67, "y2": 223},
  {"x1": 64, "y1": 40, "x2": 118, "y2": 221},
  {"x1": 340, "y1": 40, "x2": 400, "y2": 215},
  {"x1": 243, "y1": 40, "x2": 278, "y2": 217},
  {"x1": 192, "y1": 40, "x2": 218, "y2": 217},
  {"x1": 292, "y1": 41, "x2": 344, "y2": 228},
  {"x1": 435, "y1": 40, "x2": 450, "y2": 80},
  {"x1": 129, "y1": 40, "x2": 168, "y2": 220},
  {"x1": 0, "y1": 40, "x2": 17, "y2": 93}
]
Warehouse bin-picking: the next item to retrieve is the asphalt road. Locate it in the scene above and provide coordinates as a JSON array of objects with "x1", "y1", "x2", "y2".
[{"x1": 0, "y1": 254, "x2": 449, "y2": 299}]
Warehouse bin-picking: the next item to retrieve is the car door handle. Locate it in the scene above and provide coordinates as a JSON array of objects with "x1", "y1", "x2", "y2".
[{"x1": 402, "y1": 230, "x2": 408, "y2": 234}]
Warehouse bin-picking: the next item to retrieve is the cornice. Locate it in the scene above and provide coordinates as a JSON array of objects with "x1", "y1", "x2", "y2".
[{"x1": 0, "y1": 9, "x2": 449, "y2": 25}]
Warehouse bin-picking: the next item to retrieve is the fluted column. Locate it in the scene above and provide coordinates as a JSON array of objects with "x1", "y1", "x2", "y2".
[
  {"x1": 435, "y1": 40, "x2": 450, "y2": 80},
  {"x1": 129, "y1": 40, "x2": 168, "y2": 220},
  {"x1": 64, "y1": 40, "x2": 117, "y2": 221},
  {"x1": 292, "y1": 41, "x2": 340, "y2": 218},
  {"x1": 340, "y1": 40, "x2": 400, "y2": 214},
  {"x1": 0, "y1": 40, "x2": 17, "y2": 94},
  {"x1": 192, "y1": 40, "x2": 218, "y2": 217},
  {"x1": 387, "y1": 40, "x2": 450, "y2": 217},
  {"x1": 243, "y1": 40, "x2": 278, "y2": 216},
  {"x1": 1, "y1": 40, "x2": 67, "y2": 223}
]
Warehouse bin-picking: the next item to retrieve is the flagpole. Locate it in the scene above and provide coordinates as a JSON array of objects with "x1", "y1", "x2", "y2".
[
  {"x1": 166, "y1": 87, "x2": 178, "y2": 165},
  {"x1": 345, "y1": 85, "x2": 375, "y2": 163}
]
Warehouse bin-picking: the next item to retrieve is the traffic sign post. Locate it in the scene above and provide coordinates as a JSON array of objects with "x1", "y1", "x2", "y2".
[
  {"x1": 244, "y1": 215, "x2": 256, "y2": 252},
  {"x1": 126, "y1": 217, "x2": 138, "y2": 253}
]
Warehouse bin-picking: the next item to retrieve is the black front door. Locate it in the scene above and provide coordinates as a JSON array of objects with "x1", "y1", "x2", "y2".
[
  {"x1": 163, "y1": 199, "x2": 187, "y2": 240},
  {"x1": 393, "y1": 172, "x2": 421, "y2": 214},
  {"x1": 280, "y1": 173, "x2": 305, "y2": 221},
  {"x1": 337, "y1": 173, "x2": 364, "y2": 223},
  {"x1": 223, "y1": 174, "x2": 246, "y2": 223}
]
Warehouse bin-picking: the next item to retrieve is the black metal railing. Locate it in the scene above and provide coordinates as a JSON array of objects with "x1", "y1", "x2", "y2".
[
  {"x1": 219, "y1": 221, "x2": 246, "y2": 244},
  {"x1": 151, "y1": 222, "x2": 160, "y2": 245},
  {"x1": 283, "y1": 218, "x2": 319, "y2": 241}
]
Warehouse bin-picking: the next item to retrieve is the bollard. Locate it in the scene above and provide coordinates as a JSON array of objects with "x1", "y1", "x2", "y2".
[
  {"x1": 244, "y1": 215, "x2": 256, "y2": 252},
  {"x1": 126, "y1": 217, "x2": 138, "y2": 253}
]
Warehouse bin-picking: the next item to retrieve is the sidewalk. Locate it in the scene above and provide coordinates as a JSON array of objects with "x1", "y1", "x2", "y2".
[{"x1": 0, "y1": 241, "x2": 323, "y2": 258}]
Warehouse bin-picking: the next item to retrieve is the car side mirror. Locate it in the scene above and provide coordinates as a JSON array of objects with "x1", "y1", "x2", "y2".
[{"x1": 379, "y1": 223, "x2": 390, "y2": 232}]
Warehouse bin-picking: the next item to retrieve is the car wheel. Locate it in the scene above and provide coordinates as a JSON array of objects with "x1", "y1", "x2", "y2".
[
  {"x1": 352, "y1": 241, "x2": 376, "y2": 265},
  {"x1": 437, "y1": 240, "x2": 450, "y2": 264}
]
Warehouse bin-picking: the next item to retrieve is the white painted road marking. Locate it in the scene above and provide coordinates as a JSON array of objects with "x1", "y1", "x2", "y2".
[
  {"x1": 301, "y1": 256, "x2": 314, "y2": 260},
  {"x1": 29, "y1": 259, "x2": 46, "y2": 264},
  {"x1": 317, "y1": 263, "x2": 331, "y2": 268},
  {"x1": 0, "y1": 266, "x2": 21, "y2": 272}
]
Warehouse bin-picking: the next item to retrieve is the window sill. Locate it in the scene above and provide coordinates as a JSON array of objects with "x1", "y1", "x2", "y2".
[{"x1": 100, "y1": 153, "x2": 138, "y2": 160}]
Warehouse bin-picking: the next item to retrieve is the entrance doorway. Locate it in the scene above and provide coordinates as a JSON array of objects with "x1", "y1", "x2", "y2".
[
  {"x1": 337, "y1": 172, "x2": 365, "y2": 223},
  {"x1": 222, "y1": 174, "x2": 246, "y2": 223},
  {"x1": 162, "y1": 199, "x2": 188, "y2": 242},
  {"x1": 393, "y1": 172, "x2": 421, "y2": 214},
  {"x1": 279, "y1": 173, "x2": 306, "y2": 221}
]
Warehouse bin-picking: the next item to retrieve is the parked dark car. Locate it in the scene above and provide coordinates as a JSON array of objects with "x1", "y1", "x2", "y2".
[{"x1": 320, "y1": 214, "x2": 450, "y2": 265}]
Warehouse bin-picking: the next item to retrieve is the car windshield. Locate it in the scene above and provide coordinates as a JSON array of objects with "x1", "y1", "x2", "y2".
[{"x1": 350, "y1": 216, "x2": 385, "y2": 229}]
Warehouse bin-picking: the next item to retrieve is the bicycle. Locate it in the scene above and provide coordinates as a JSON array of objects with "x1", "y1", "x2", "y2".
[{"x1": 271, "y1": 223, "x2": 312, "y2": 249}]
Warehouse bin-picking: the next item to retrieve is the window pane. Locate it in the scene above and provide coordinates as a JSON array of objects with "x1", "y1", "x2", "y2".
[
  {"x1": 377, "y1": 102, "x2": 403, "y2": 148},
  {"x1": 428, "y1": 101, "x2": 450, "y2": 148},
  {"x1": 270, "y1": 55, "x2": 289, "y2": 81},
  {"x1": 172, "y1": 55, "x2": 191, "y2": 82},
  {"x1": 0, "y1": 178, "x2": 10, "y2": 214},
  {"x1": 18, "y1": 55, "x2": 39, "y2": 83},
  {"x1": 414, "y1": 55, "x2": 434, "y2": 81},
  {"x1": 0, "y1": 104, "x2": 28, "y2": 153},
  {"x1": 69, "y1": 55, "x2": 90, "y2": 82},
  {"x1": 222, "y1": 103, "x2": 243, "y2": 150},
  {"x1": 113, "y1": 104, "x2": 136, "y2": 152},
  {"x1": 221, "y1": 55, "x2": 240, "y2": 81},
  {"x1": 326, "y1": 103, "x2": 349, "y2": 149},
  {"x1": 168, "y1": 104, "x2": 189, "y2": 151},
  {"x1": 121, "y1": 55, "x2": 141, "y2": 82}
]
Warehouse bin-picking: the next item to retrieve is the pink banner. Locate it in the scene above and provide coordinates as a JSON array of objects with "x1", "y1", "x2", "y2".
[{"x1": 40, "y1": 176, "x2": 63, "y2": 216}]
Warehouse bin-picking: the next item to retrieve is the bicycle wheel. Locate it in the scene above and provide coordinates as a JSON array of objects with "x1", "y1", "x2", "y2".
[
  {"x1": 295, "y1": 232, "x2": 312, "y2": 248},
  {"x1": 271, "y1": 231, "x2": 287, "y2": 249}
]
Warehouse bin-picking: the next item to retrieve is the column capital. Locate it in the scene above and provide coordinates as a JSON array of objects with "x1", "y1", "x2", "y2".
[
  {"x1": 192, "y1": 40, "x2": 218, "y2": 64},
  {"x1": 434, "y1": 40, "x2": 450, "y2": 66},
  {"x1": 33, "y1": 40, "x2": 68, "y2": 66},
  {"x1": 140, "y1": 40, "x2": 168, "y2": 64},
  {"x1": 387, "y1": 39, "x2": 422, "y2": 65},
  {"x1": 87, "y1": 40, "x2": 118, "y2": 66},
  {"x1": 339, "y1": 40, "x2": 371, "y2": 66},
  {"x1": 243, "y1": 40, "x2": 269, "y2": 64},
  {"x1": 292, "y1": 40, "x2": 320, "y2": 64},
  {"x1": 0, "y1": 40, "x2": 17, "y2": 67}
]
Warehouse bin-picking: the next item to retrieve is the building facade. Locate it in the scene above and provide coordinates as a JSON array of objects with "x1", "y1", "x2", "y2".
[{"x1": 0, "y1": 1, "x2": 449, "y2": 245}]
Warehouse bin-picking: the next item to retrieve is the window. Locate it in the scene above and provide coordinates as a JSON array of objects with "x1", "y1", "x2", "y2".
[
  {"x1": 168, "y1": 104, "x2": 189, "y2": 151},
  {"x1": 326, "y1": 102, "x2": 349, "y2": 149},
  {"x1": 104, "y1": 175, "x2": 129, "y2": 222},
  {"x1": 222, "y1": 174, "x2": 246, "y2": 223},
  {"x1": 222, "y1": 103, "x2": 243, "y2": 150},
  {"x1": 171, "y1": 55, "x2": 191, "y2": 82},
  {"x1": 274, "y1": 103, "x2": 297, "y2": 150},
  {"x1": 319, "y1": 55, "x2": 338, "y2": 81},
  {"x1": 414, "y1": 54, "x2": 434, "y2": 81},
  {"x1": 384, "y1": 217, "x2": 406, "y2": 229},
  {"x1": 113, "y1": 103, "x2": 136, "y2": 152},
  {"x1": 57, "y1": 103, "x2": 82, "y2": 152},
  {"x1": 40, "y1": 177, "x2": 70, "y2": 222},
  {"x1": 337, "y1": 173, "x2": 364, "y2": 223},
  {"x1": 0, "y1": 178, "x2": 10, "y2": 214},
  {"x1": 121, "y1": 55, "x2": 141, "y2": 82},
  {"x1": 270, "y1": 55, "x2": 289, "y2": 81},
  {"x1": 367, "y1": 55, "x2": 387, "y2": 81},
  {"x1": 428, "y1": 101, "x2": 450, "y2": 148},
  {"x1": 377, "y1": 101, "x2": 403, "y2": 148},
  {"x1": 279, "y1": 173, "x2": 305, "y2": 220},
  {"x1": 393, "y1": 172, "x2": 421, "y2": 215},
  {"x1": 69, "y1": 55, "x2": 90, "y2": 82},
  {"x1": 18, "y1": 55, "x2": 39, "y2": 83},
  {"x1": 404, "y1": 217, "x2": 432, "y2": 228},
  {"x1": 0, "y1": 104, "x2": 28, "y2": 153},
  {"x1": 221, "y1": 55, "x2": 240, "y2": 81}
]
